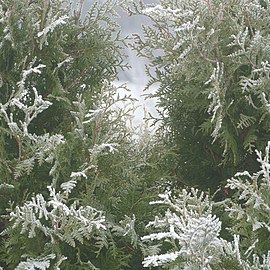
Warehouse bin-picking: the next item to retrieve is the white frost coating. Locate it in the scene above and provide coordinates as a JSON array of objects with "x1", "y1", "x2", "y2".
[
  {"x1": 91, "y1": 143, "x2": 119, "y2": 156},
  {"x1": 7, "y1": 183, "x2": 107, "y2": 245},
  {"x1": 17, "y1": 62, "x2": 46, "y2": 91},
  {"x1": 10, "y1": 97, "x2": 27, "y2": 110},
  {"x1": 173, "y1": 39, "x2": 185, "y2": 50},
  {"x1": 142, "y1": 4, "x2": 191, "y2": 20},
  {"x1": 83, "y1": 108, "x2": 104, "y2": 124},
  {"x1": 6, "y1": 87, "x2": 52, "y2": 137},
  {"x1": 0, "y1": 183, "x2": 15, "y2": 189},
  {"x1": 205, "y1": 62, "x2": 225, "y2": 141},
  {"x1": 234, "y1": 171, "x2": 252, "y2": 178},
  {"x1": 37, "y1": 15, "x2": 69, "y2": 38},
  {"x1": 174, "y1": 16, "x2": 202, "y2": 32},
  {"x1": 70, "y1": 171, "x2": 87, "y2": 179},
  {"x1": 56, "y1": 56, "x2": 73, "y2": 69},
  {"x1": 142, "y1": 189, "x2": 224, "y2": 268},
  {"x1": 70, "y1": 166, "x2": 96, "y2": 180},
  {"x1": 142, "y1": 4, "x2": 165, "y2": 15},
  {"x1": 207, "y1": 28, "x2": 215, "y2": 38},
  {"x1": 149, "y1": 191, "x2": 171, "y2": 205},
  {"x1": 260, "y1": 92, "x2": 270, "y2": 112},
  {"x1": 15, "y1": 254, "x2": 56, "y2": 270},
  {"x1": 225, "y1": 140, "x2": 270, "y2": 258},
  {"x1": 143, "y1": 5, "x2": 179, "y2": 21},
  {"x1": 142, "y1": 231, "x2": 179, "y2": 241},
  {"x1": 142, "y1": 252, "x2": 181, "y2": 267},
  {"x1": 61, "y1": 180, "x2": 77, "y2": 195},
  {"x1": 253, "y1": 60, "x2": 270, "y2": 74},
  {"x1": 80, "y1": 84, "x2": 86, "y2": 90}
]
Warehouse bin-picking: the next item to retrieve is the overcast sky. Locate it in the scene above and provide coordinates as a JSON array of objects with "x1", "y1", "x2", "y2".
[{"x1": 73, "y1": 0, "x2": 159, "y2": 127}]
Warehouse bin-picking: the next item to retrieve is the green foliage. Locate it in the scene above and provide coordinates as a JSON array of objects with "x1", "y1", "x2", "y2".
[
  {"x1": 141, "y1": 172, "x2": 270, "y2": 269},
  {"x1": 130, "y1": 0, "x2": 270, "y2": 190},
  {"x1": 141, "y1": 188, "x2": 225, "y2": 269},
  {"x1": 225, "y1": 141, "x2": 270, "y2": 257},
  {"x1": 2, "y1": 0, "x2": 270, "y2": 269},
  {"x1": 0, "y1": 1, "x2": 174, "y2": 268}
]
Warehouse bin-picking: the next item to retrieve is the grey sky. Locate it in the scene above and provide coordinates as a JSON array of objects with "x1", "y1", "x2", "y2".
[{"x1": 73, "y1": 0, "x2": 159, "y2": 127}]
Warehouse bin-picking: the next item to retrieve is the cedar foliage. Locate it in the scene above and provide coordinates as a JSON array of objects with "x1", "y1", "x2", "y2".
[
  {"x1": 130, "y1": 0, "x2": 270, "y2": 191},
  {"x1": 0, "y1": 0, "x2": 171, "y2": 269},
  {"x1": 1, "y1": 0, "x2": 270, "y2": 269}
]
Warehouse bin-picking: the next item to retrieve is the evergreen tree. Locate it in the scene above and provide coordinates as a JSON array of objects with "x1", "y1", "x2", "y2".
[
  {"x1": 0, "y1": 0, "x2": 172, "y2": 268},
  {"x1": 139, "y1": 141, "x2": 270, "y2": 269},
  {"x1": 2, "y1": 0, "x2": 270, "y2": 269},
  {"x1": 130, "y1": 0, "x2": 270, "y2": 192}
]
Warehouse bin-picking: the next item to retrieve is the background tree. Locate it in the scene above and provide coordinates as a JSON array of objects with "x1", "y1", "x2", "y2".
[
  {"x1": 0, "y1": 0, "x2": 173, "y2": 269},
  {"x1": 2, "y1": 0, "x2": 270, "y2": 269},
  {"x1": 130, "y1": 0, "x2": 270, "y2": 192},
  {"x1": 140, "y1": 143, "x2": 270, "y2": 269}
]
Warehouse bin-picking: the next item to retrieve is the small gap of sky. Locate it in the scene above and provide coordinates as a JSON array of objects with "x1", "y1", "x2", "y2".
[{"x1": 73, "y1": 0, "x2": 160, "y2": 128}]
